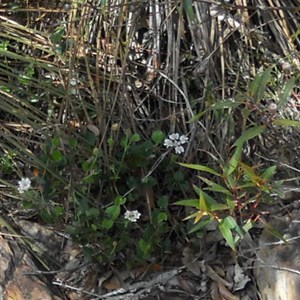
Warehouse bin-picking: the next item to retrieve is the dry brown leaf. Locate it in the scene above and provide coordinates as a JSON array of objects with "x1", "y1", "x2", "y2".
[
  {"x1": 218, "y1": 282, "x2": 240, "y2": 300},
  {"x1": 214, "y1": 264, "x2": 226, "y2": 277},
  {"x1": 103, "y1": 263, "x2": 162, "y2": 290},
  {"x1": 181, "y1": 247, "x2": 201, "y2": 276},
  {"x1": 102, "y1": 269, "x2": 129, "y2": 290},
  {"x1": 210, "y1": 281, "x2": 222, "y2": 300},
  {"x1": 177, "y1": 275, "x2": 197, "y2": 294},
  {"x1": 206, "y1": 264, "x2": 232, "y2": 288},
  {"x1": 233, "y1": 263, "x2": 251, "y2": 291},
  {"x1": 130, "y1": 263, "x2": 161, "y2": 279},
  {"x1": 87, "y1": 124, "x2": 100, "y2": 136}
]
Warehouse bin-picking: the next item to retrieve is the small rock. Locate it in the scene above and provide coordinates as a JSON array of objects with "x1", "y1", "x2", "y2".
[{"x1": 254, "y1": 210, "x2": 300, "y2": 300}]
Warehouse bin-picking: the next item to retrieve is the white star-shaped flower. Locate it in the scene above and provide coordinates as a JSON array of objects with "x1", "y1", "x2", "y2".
[
  {"x1": 124, "y1": 210, "x2": 141, "y2": 222},
  {"x1": 163, "y1": 133, "x2": 189, "y2": 154},
  {"x1": 17, "y1": 177, "x2": 31, "y2": 194}
]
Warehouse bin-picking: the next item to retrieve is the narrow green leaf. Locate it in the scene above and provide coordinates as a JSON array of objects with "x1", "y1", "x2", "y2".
[
  {"x1": 261, "y1": 165, "x2": 276, "y2": 180},
  {"x1": 189, "y1": 217, "x2": 213, "y2": 234},
  {"x1": 240, "y1": 162, "x2": 260, "y2": 183},
  {"x1": 263, "y1": 222, "x2": 287, "y2": 243},
  {"x1": 209, "y1": 203, "x2": 229, "y2": 211},
  {"x1": 188, "y1": 101, "x2": 242, "y2": 123},
  {"x1": 237, "y1": 182, "x2": 257, "y2": 189},
  {"x1": 219, "y1": 218, "x2": 236, "y2": 251},
  {"x1": 187, "y1": 110, "x2": 207, "y2": 123},
  {"x1": 199, "y1": 190, "x2": 208, "y2": 212},
  {"x1": 226, "y1": 196, "x2": 236, "y2": 214},
  {"x1": 249, "y1": 67, "x2": 272, "y2": 103},
  {"x1": 193, "y1": 185, "x2": 201, "y2": 197},
  {"x1": 178, "y1": 163, "x2": 221, "y2": 176},
  {"x1": 278, "y1": 77, "x2": 296, "y2": 109},
  {"x1": 175, "y1": 199, "x2": 199, "y2": 208},
  {"x1": 50, "y1": 26, "x2": 65, "y2": 44},
  {"x1": 242, "y1": 219, "x2": 253, "y2": 232},
  {"x1": 233, "y1": 125, "x2": 265, "y2": 147},
  {"x1": 199, "y1": 176, "x2": 231, "y2": 196},
  {"x1": 227, "y1": 145, "x2": 242, "y2": 175},
  {"x1": 183, "y1": 0, "x2": 196, "y2": 20},
  {"x1": 273, "y1": 119, "x2": 300, "y2": 127},
  {"x1": 199, "y1": 190, "x2": 228, "y2": 211},
  {"x1": 211, "y1": 101, "x2": 242, "y2": 110}
]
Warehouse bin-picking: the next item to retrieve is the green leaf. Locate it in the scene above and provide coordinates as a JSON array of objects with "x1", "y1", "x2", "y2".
[
  {"x1": 187, "y1": 111, "x2": 206, "y2": 123},
  {"x1": 209, "y1": 203, "x2": 229, "y2": 211},
  {"x1": 240, "y1": 162, "x2": 260, "y2": 183},
  {"x1": 86, "y1": 208, "x2": 100, "y2": 218},
  {"x1": 199, "y1": 176, "x2": 232, "y2": 196},
  {"x1": 249, "y1": 67, "x2": 272, "y2": 103},
  {"x1": 188, "y1": 101, "x2": 242, "y2": 123},
  {"x1": 178, "y1": 163, "x2": 221, "y2": 176},
  {"x1": 227, "y1": 145, "x2": 242, "y2": 175},
  {"x1": 175, "y1": 199, "x2": 199, "y2": 208},
  {"x1": 278, "y1": 76, "x2": 296, "y2": 109},
  {"x1": 115, "y1": 196, "x2": 126, "y2": 205},
  {"x1": 158, "y1": 196, "x2": 169, "y2": 209},
  {"x1": 174, "y1": 171, "x2": 185, "y2": 182},
  {"x1": 102, "y1": 218, "x2": 114, "y2": 230},
  {"x1": 157, "y1": 212, "x2": 168, "y2": 223},
  {"x1": 199, "y1": 190, "x2": 208, "y2": 212},
  {"x1": 189, "y1": 217, "x2": 213, "y2": 234},
  {"x1": 273, "y1": 119, "x2": 300, "y2": 127},
  {"x1": 225, "y1": 196, "x2": 236, "y2": 214},
  {"x1": 261, "y1": 165, "x2": 276, "y2": 180},
  {"x1": 51, "y1": 149, "x2": 63, "y2": 162},
  {"x1": 242, "y1": 219, "x2": 253, "y2": 232},
  {"x1": 263, "y1": 222, "x2": 287, "y2": 243},
  {"x1": 131, "y1": 133, "x2": 141, "y2": 142},
  {"x1": 211, "y1": 100, "x2": 242, "y2": 110},
  {"x1": 151, "y1": 130, "x2": 165, "y2": 144},
  {"x1": 218, "y1": 217, "x2": 237, "y2": 251},
  {"x1": 233, "y1": 125, "x2": 265, "y2": 147},
  {"x1": 193, "y1": 185, "x2": 201, "y2": 197},
  {"x1": 198, "y1": 190, "x2": 228, "y2": 211},
  {"x1": 183, "y1": 0, "x2": 196, "y2": 20},
  {"x1": 138, "y1": 239, "x2": 151, "y2": 257},
  {"x1": 50, "y1": 26, "x2": 65, "y2": 44},
  {"x1": 105, "y1": 205, "x2": 120, "y2": 220}
]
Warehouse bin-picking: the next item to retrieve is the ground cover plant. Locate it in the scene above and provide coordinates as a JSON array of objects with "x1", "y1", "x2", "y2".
[{"x1": 0, "y1": 0, "x2": 300, "y2": 298}]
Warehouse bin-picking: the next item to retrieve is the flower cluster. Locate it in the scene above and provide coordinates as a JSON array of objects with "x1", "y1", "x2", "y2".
[
  {"x1": 124, "y1": 210, "x2": 141, "y2": 222},
  {"x1": 17, "y1": 177, "x2": 31, "y2": 194},
  {"x1": 163, "y1": 133, "x2": 189, "y2": 154}
]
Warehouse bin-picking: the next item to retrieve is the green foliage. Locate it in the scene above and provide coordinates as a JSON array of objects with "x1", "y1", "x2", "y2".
[
  {"x1": 0, "y1": 151, "x2": 16, "y2": 174},
  {"x1": 16, "y1": 129, "x2": 173, "y2": 265},
  {"x1": 176, "y1": 116, "x2": 291, "y2": 251},
  {"x1": 249, "y1": 67, "x2": 273, "y2": 103}
]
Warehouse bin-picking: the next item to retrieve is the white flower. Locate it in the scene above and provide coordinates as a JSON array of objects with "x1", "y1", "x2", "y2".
[
  {"x1": 17, "y1": 177, "x2": 31, "y2": 194},
  {"x1": 163, "y1": 133, "x2": 189, "y2": 154},
  {"x1": 169, "y1": 133, "x2": 180, "y2": 140},
  {"x1": 124, "y1": 210, "x2": 141, "y2": 222},
  {"x1": 179, "y1": 135, "x2": 189, "y2": 144},
  {"x1": 175, "y1": 145, "x2": 185, "y2": 154}
]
